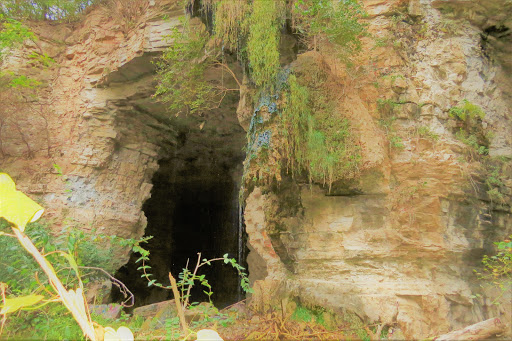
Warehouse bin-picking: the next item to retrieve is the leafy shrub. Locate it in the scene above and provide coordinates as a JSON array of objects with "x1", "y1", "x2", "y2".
[
  {"x1": 4, "y1": 303, "x2": 83, "y2": 340},
  {"x1": 0, "y1": 219, "x2": 119, "y2": 295},
  {"x1": 4, "y1": 299, "x2": 143, "y2": 340},
  {"x1": 154, "y1": 18, "x2": 216, "y2": 115},
  {"x1": 449, "y1": 99, "x2": 485, "y2": 121},
  {"x1": 0, "y1": 16, "x2": 36, "y2": 59},
  {"x1": 292, "y1": 0, "x2": 367, "y2": 60},
  {"x1": 449, "y1": 100, "x2": 490, "y2": 157},
  {"x1": 474, "y1": 236, "x2": 512, "y2": 305}
]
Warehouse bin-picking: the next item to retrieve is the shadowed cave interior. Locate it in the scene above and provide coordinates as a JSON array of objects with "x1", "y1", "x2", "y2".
[{"x1": 113, "y1": 86, "x2": 248, "y2": 310}]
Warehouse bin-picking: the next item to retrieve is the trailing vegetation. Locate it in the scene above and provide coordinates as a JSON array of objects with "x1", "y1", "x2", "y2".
[
  {"x1": 279, "y1": 71, "x2": 361, "y2": 191},
  {"x1": 212, "y1": 0, "x2": 250, "y2": 54},
  {"x1": 156, "y1": 0, "x2": 367, "y2": 112},
  {"x1": 154, "y1": 0, "x2": 366, "y2": 193},
  {"x1": 154, "y1": 19, "x2": 218, "y2": 116},
  {"x1": 246, "y1": 0, "x2": 282, "y2": 88}
]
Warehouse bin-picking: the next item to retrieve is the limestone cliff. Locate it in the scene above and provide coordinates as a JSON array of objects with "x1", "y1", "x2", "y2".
[
  {"x1": 1, "y1": 0, "x2": 511, "y2": 339},
  {"x1": 244, "y1": 0, "x2": 512, "y2": 339}
]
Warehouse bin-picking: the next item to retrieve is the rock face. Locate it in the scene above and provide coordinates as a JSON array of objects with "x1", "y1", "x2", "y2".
[
  {"x1": 1, "y1": 0, "x2": 511, "y2": 339},
  {"x1": 244, "y1": 0, "x2": 512, "y2": 339},
  {"x1": 1, "y1": 0, "x2": 181, "y2": 268}
]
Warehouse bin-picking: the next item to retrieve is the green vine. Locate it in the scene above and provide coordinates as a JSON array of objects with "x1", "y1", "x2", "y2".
[{"x1": 129, "y1": 237, "x2": 252, "y2": 308}]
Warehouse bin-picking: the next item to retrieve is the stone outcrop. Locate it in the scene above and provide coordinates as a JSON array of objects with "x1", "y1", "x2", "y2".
[
  {"x1": 1, "y1": 0, "x2": 181, "y2": 268},
  {"x1": 1, "y1": 0, "x2": 511, "y2": 339},
  {"x1": 244, "y1": 0, "x2": 512, "y2": 339}
]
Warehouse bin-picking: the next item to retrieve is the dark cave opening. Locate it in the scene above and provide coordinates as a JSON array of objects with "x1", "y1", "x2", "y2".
[
  {"x1": 112, "y1": 75, "x2": 248, "y2": 309},
  {"x1": 114, "y1": 138, "x2": 247, "y2": 309}
]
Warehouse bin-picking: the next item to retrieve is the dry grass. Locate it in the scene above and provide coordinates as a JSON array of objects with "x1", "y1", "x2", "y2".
[{"x1": 101, "y1": 0, "x2": 149, "y2": 34}]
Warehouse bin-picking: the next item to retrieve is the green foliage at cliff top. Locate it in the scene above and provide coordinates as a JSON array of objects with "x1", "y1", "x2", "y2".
[
  {"x1": 155, "y1": 0, "x2": 366, "y2": 114},
  {"x1": 292, "y1": 0, "x2": 367, "y2": 59},
  {"x1": 0, "y1": 16, "x2": 35, "y2": 59},
  {"x1": 0, "y1": 0, "x2": 96, "y2": 21}
]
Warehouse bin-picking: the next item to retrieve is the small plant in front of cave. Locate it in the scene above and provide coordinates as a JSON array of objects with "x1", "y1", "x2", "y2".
[
  {"x1": 133, "y1": 248, "x2": 252, "y2": 304},
  {"x1": 131, "y1": 241, "x2": 251, "y2": 337}
]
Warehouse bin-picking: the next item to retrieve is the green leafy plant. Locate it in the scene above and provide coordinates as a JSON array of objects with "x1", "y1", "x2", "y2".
[
  {"x1": 292, "y1": 0, "x2": 367, "y2": 60},
  {"x1": 28, "y1": 51, "x2": 56, "y2": 68},
  {"x1": 3, "y1": 303, "x2": 84, "y2": 340},
  {"x1": 131, "y1": 242, "x2": 251, "y2": 339},
  {"x1": 0, "y1": 16, "x2": 36, "y2": 59},
  {"x1": 154, "y1": 16, "x2": 241, "y2": 116},
  {"x1": 292, "y1": 305, "x2": 326, "y2": 324},
  {"x1": 449, "y1": 99, "x2": 485, "y2": 121},
  {"x1": 6, "y1": 74, "x2": 42, "y2": 89},
  {"x1": 474, "y1": 236, "x2": 512, "y2": 305},
  {"x1": 389, "y1": 135, "x2": 404, "y2": 149},
  {"x1": 0, "y1": 173, "x2": 134, "y2": 340},
  {"x1": 165, "y1": 316, "x2": 181, "y2": 340},
  {"x1": 134, "y1": 247, "x2": 252, "y2": 303},
  {"x1": 154, "y1": 18, "x2": 216, "y2": 116},
  {"x1": 449, "y1": 100, "x2": 490, "y2": 157}
]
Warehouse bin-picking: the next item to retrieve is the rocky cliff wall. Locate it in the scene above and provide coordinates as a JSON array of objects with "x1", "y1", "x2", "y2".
[
  {"x1": 1, "y1": 0, "x2": 511, "y2": 339},
  {"x1": 1, "y1": 0, "x2": 181, "y2": 267},
  {"x1": 243, "y1": 0, "x2": 512, "y2": 339}
]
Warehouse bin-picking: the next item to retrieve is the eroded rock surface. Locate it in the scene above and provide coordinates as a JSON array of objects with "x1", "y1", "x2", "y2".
[
  {"x1": 1, "y1": 0, "x2": 511, "y2": 339},
  {"x1": 244, "y1": 0, "x2": 512, "y2": 339},
  {"x1": 1, "y1": 1, "x2": 181, "y2": 268}
]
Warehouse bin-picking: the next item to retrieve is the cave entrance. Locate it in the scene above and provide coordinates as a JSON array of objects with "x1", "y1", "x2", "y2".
[{"x1": 114, "y1": 86, "x2": 247, "y2": 309}]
